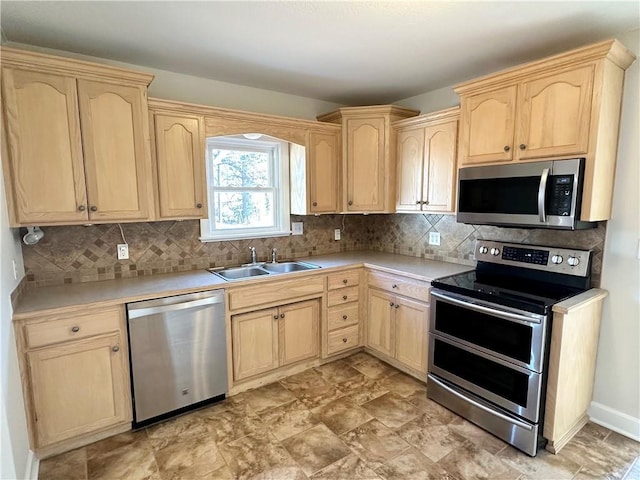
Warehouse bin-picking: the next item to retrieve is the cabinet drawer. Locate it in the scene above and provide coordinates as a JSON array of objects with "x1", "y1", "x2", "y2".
[
  {"x1": 328, "y1": 303, "x2": 359, "y2": 331},
  {"x1": 327, "y1": 325, "x2": 360, "y2": 355},
  {"x1": 327, "y1": 269, "x2": 361, "y2": 290},
  {"x1": 228, "y1": 275, "x2": 324, "y2": 311},
  {"x1": 368, "y1": 271, "x2": 430, "y2": 302},
  {"x1": 327, "y1": 286, "x2": 359, "y2": 307},
  {"x1": 24, "y1": 307, "x2": 124, "y2": 349}
]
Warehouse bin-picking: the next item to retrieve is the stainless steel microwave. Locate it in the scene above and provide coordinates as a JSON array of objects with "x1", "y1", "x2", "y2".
[{"x1": 457, "y1": 158, "x2": 596, "y2": 230}]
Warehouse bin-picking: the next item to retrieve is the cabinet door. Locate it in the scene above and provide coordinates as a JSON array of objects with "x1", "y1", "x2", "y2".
[
  {"x1": 279, "y1": 299, "x2": 319, "y2": 366},
  {"x1": 459, "y1": 86, "x2": 517, "y2": 165},
  {"x1": 77, "y1": 80, "x2": 152, "y2": 221},
  {"x1": 27, "y1": 333, "x2": 130, "y2": 447},
  {"x1": 345, "y1": 117, "x2": 386, "y2": 211},
  {"x1": 423, "y1": 120, "x2": 457, "y2": 213},
  {"x1": 308, "y1": 131, "x2": 340, "y2": 213},
  {"x1": 517, "y1": 66, "x2": 594, "y2": 160},
  {"x1": 2, "y1": 69, "x2": 88, "y2": 224},
  {"x1": 396, "y1": 127, "x2": 424, "y2": 212},
  {"x1": 232, "y1": 308, "x2": 279, "y2": 381},
  {"x1": 366, "y1": 289, "x2": 395, "y2": 358},
  {"x1": 154, "y1": 114, "x2": 206, "y2": 219},
  {"x1": 394, "y1": 297, "x2": 429, "y2": 374}
]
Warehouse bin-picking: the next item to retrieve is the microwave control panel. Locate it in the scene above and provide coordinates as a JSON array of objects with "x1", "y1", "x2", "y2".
[{"x1": 547, "y1": 175, "x2": 575, "y2": 216}]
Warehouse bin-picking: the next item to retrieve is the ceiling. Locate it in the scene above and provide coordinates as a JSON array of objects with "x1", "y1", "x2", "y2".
[{"x1": 1, "y1": 1, "x2": 638, "y2": 105}]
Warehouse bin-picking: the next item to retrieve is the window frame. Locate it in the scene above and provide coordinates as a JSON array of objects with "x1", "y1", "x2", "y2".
[{"x1": 200, "y1": 135, "x2": 291, "y2": 242}]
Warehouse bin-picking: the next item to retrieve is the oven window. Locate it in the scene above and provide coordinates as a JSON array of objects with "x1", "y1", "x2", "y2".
[
  {"x1": 434, "y1": 300, "x2": 533, "y2": 364},
  {"x1": 433, "y1": 339, "x2": 529, "y2": 407},
  {"x1": 459, "y1": 177, "x2": 539, "y2": 214}
]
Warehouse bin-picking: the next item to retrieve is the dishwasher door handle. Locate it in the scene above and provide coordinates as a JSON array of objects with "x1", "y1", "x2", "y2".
[{"x1": 128, "y1": 295, "x2": 224, "y2": 319}]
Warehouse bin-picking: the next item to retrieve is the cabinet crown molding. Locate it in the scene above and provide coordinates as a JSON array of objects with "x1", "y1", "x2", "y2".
[
  {"x1": 317, "y1": 105, "x2": 420, "y2": 123},
  {"x1": 454, "y1": 38, "x2": 636, "y2": 95},
  {"x1": 0, "y1": 47, "x2": 154, "y2": 86},
  {"x1": 392, "y1": 106, "x2": 460, "y2": 129}
]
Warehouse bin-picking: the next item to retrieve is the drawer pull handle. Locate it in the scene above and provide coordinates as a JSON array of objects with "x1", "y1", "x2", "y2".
[
  {"x1": 343, "y1": 295, "x2": 348, "y2": 300},
  {"x1": 342, "y1": 338, "x2": 348, "y2": 343},
  {"x1": 342, "y1": 315, "x2": 348, "y2": 320},
  {"x1": 392, "y1": 284, "x2": 397, "y2": 289},
  {"x1": 342, "y1": 279, "x2": 348, "y2": 284},
  {"x1": 71, "y1": 326, "x2": 80, "y2": 333},
  {"x1": 112, "y1": 345, "x2": 120, "y2": 352},
  {"x1": 280, "y1": 313, "x2": 285, "y2": 319}
]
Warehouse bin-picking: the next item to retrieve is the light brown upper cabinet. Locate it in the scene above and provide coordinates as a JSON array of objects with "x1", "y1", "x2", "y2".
[
  {"x1": 317, "y1": 105, "x2": 419, "y2": 213},
  {"x1": 1, "y1": 47, "x2": 155, "y2": 226},
  {"x1": 290, "y1": 126, "x2": 341, "y2": 215},
  {"x1": 148, "y1": 99, "x2": 207, "y2": 219},
  {"x1": 455, "y1": 39, "x2": 635, "y2": 221},
  {"x1": 393, "y1": 107, "x2": 459, "y2": 214}
]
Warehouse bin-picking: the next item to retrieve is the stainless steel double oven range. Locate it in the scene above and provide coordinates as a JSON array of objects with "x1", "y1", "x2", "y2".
[{"x1": 428, "y1": 240, "x2": 592, "y2": 456}]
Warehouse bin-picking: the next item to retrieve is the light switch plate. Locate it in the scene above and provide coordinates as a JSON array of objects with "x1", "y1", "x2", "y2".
[
  {"x1": 428, "y1": 232, "x2": 441, "y2": 246},
  {"x1": 292, "y1": 222, "x2": 303, "y2": 235}
]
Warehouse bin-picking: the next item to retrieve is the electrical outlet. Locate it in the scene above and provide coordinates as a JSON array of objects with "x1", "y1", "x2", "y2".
[
  {"x1": 292, "y1": 222, "x2": 303, "y2": 235},
  {"x1": 428, "y1": 231, "x2": 441, "y2": 246},
  {"x1": 334, "y1": 229, "x2": 341, "y2": 241},
  {"x1": 117, "y1": 243, "x2": 129, "y2": 260}
]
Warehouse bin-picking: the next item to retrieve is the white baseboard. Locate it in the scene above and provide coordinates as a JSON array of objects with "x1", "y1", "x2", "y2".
[
  {"x1": 25, "y1": 450, "x2": 38, "y2": 480},
  {"x1": 589, "y1": 401, "x2": 640, "y2": 441}
]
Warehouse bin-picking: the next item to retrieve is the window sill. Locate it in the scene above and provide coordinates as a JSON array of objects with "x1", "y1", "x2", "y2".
[{"x1": 199, "y1": 231, "x2": 292, "y2": 242}]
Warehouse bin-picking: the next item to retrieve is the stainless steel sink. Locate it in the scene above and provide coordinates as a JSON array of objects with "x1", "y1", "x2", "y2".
[
  {"x1": 262, "y1": 261, "x2": 320, "y2": 273},
  {"x1": 209, "y1": 261, "x2": 320, "y2": 281}
]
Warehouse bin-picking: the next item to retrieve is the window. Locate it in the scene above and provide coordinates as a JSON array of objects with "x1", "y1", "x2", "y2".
[{"x1": 200, "y1": 135, "x2": 290, "y2": 241}]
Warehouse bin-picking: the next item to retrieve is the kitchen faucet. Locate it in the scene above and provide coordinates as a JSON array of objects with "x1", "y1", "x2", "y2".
[
  {"x1": 248, "y1": 246, "x2": 258, "y2": 265},
  {"x1": 271, "y1": 247, "x2": 278, "y2": 263}
]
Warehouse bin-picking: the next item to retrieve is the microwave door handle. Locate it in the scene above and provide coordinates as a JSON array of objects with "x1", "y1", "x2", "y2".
[{"x1": 538, "y1": 168, "x2": 550, "y2": 223}]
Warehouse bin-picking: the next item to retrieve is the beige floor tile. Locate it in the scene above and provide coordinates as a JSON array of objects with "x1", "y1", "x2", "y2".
[
  {"x1": 87, "y1": 442, "x2": 158, "y2": 480},
  {"x1": 448, "y1": 417, "x2": 508, "y2": 455},
  {"x1": 86, "y1": 430, "x2": 150, "y2": 460},
  {"x1": 145, "y1": 411, "x2": 209, "y2": 441},
  {"x1": 312, "y1": 397, "x2": 373, "y2": 435},
  {"x1": 198, "y1": 406, "x2": 268, "y2": 445},
  {"x1": 39, "y1": 448, "x2": 87, "y2": 480},
  {"x1": 396, "y1": 417, "x2": 469, "y2": 462},
  {"x1": 150, "y1": 432, "x2": 226, "y2": 473},
  {"x1": 340, "y1": 419, "x2": 411, "y2": 470},
  {"x1": 437, "y1": 443, "x2": 521, "y2": 480},
  {"x1": 309, "y1": 453, "x2": 381, "y2": 480},
  {"x1": 496, "y1": 446, "x2": 581, "y2": 479},
  {"x1": 313, "y1": 359, "x2": 362, "y2": 384},
  {"x1": 350, "y1": 355, "x2": 400, "y2": 380},
  {"x1": 375, "y1": 448, "x2": 457, "y2": 480},
  {"x1": 337, "y1": 373, "x2": 389, "y2": 405},
  {"x1": 234, "y1": 382, "x2": 297, "y2": 414},
  {"x1": 281, "y1": 424, "x2": 352, "y2": 476},
  {"x1": 258, "y1": 399, "x2": 320, "y2": 441},
  {"x1": 292, "y1": 383, "x2": 346, "y2": 409},
  {"x1": 360, "y1": 392, "x2": 420, "y2": 429},
  {"x1": 405, "y1": 392, "x2": 457, "y2": 425},
  {"x1": 375, "y1": 372, "x2": 427, "y2": 398},
  {"x1": 159, "y1": 463, "x2": 234, "y2": 480},
  {"x1": 280, "y1": 369, "x2": 329, "y2": 393},
  {"x1": 580, "y1": 421, "x2": 612, "y2": 441}
]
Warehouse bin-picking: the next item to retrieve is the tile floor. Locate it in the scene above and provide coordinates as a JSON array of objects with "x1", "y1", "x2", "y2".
[{"x1": 39, "y1": 352, "x2": 640, "y2": 480}]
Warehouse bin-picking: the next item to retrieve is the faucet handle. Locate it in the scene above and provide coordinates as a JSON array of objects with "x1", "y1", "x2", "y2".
[{"x1": 271, "y1": 247, "x2": 278, "y2": 263}]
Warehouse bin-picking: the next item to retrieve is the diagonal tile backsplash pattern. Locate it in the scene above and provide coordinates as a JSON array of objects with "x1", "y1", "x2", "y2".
[{"x1": 21, "y1": 214, "x2": 606, "y2": 287}]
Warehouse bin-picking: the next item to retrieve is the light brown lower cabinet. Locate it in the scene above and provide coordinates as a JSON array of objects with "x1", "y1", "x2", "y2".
[
  {"x1": 15, "y1": 305, "x2": 131, "y2": 457},
  {"x1": 232, "y1": 299, "x2": 320, "y2": 381}
]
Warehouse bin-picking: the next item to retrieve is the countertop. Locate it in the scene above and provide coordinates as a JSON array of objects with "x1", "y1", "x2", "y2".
[{"x1": 13, "y1": 251, "x2": 474, "y2": 319}]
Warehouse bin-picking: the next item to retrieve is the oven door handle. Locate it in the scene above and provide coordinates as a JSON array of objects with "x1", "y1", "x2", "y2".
[
  {"x1": 431, "y1": 290, "x2": 544, "y2": 324},
  {"x1": 538, "y1": 167, "x2": 550, "y2": 223},
  {"x1": 429, "y1": 376, "x2": 533, "y2": 431}
]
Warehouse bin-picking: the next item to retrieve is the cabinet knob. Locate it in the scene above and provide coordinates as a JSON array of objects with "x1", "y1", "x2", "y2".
[
  {"x1": 342, "y1": 279, "x2": 348, "y2": 284},
  {"x1": 77, "y1": 205, "x2": 86, "y2": 212},
  {"x1": 90, "y1": 206, "x2": 98, "y2": 212},
  {"x1": 280, "y1": 313, "x2": 285, "y2": 319},
  {"x1": 112, "y1": 345, "x2": 120, "y2": 352},
  {"x1": 395, "y1": 304, "x2": 400, "y2": 309},
  {"x1": 416, "y1": 200, "x2": 421, "y2": 204},
  {"x1": 392, "y1": 284, "x2": 397, "y2": 289},
  {"x1": 423, "y1": 200, "x2": 429, "y2": 205},
  {"x1": 273, "y1": 315, "x2": 279, "y2": 320},
  {"x1": 71, "y1": 325, "x2": 80, "y2": 333},
  {"x1": 342, "y1": 315, "x2": 348, "y2": 320},
  {"x1": 342, "y1": 338, "x2": 348, "y2": 343},
  {"x1": 348, "y1": 200, "x2": 353, "y2": 206},
  {"x1": 519, "y1": 144, "x2": 526, "y2": 150},
  {"x1": 343, "y1": 295, "x2": 348, "y2": 300},
  {"x1": 504, "y1": 145, "x2": 510, "y2": 152},
  {"x1": 389, "y1": 302, "x2": 394, "y2": 307},
  {"x1": 196, "y1": 203, "x2": 203, "y2": 209},
  {"x1": 312, "y1": 201, "x2": 318, "y2": 207}
]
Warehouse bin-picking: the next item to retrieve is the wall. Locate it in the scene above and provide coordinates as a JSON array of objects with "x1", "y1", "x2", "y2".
[
  {"x1": 0, "y1": 156, "x2": 30, "y2": 477},
  {"x1": 589, "y1": 28, "x2": 640, "y2": 439},
  {"x1": 4, "y1": 42, "x2": 343, "y2": 120}
]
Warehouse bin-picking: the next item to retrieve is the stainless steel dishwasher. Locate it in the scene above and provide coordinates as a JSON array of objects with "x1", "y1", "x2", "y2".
[{"x1": 126, "y1": 290, "x2": 227, "y2": 428}]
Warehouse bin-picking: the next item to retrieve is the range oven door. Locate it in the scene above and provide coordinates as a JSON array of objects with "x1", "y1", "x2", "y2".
[{"x1": 456, "y1": 158, "x2": 592, "y2": 230}]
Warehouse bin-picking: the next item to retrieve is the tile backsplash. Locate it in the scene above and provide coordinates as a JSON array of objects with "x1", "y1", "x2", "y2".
[{"x1": 21, "y1": 214, "x2": 606, "y2": 287}]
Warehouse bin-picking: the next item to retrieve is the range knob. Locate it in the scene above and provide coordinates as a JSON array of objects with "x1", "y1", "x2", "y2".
[
  {"x1": 490, "y1": 247, "x2": 501, "y2": 256},
  {"x1": 567, "y1": 256, "x2": 580, "y2": 267},
  {"x1": 551, "y1": 255, "x2": 564, "y2": 264},
  {"x1": 479, "y1": 246, "x2": 488, "y2": 254}
]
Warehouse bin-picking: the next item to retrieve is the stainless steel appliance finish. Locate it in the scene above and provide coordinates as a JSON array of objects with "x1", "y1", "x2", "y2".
[
  {"x1": 428, "y1": 240, "x2": 592, "y2": 456},
  {"x1": 457, "y1": 158, "x2": 596, "y2": 230},
  {"x1": 127, "y1": 290, "x2": 227, "y2": 427}
]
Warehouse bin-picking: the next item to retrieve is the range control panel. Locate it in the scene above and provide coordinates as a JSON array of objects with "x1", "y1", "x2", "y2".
[{"x1": 474, "y1": 240, "x2": 591, "y2": 277}]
